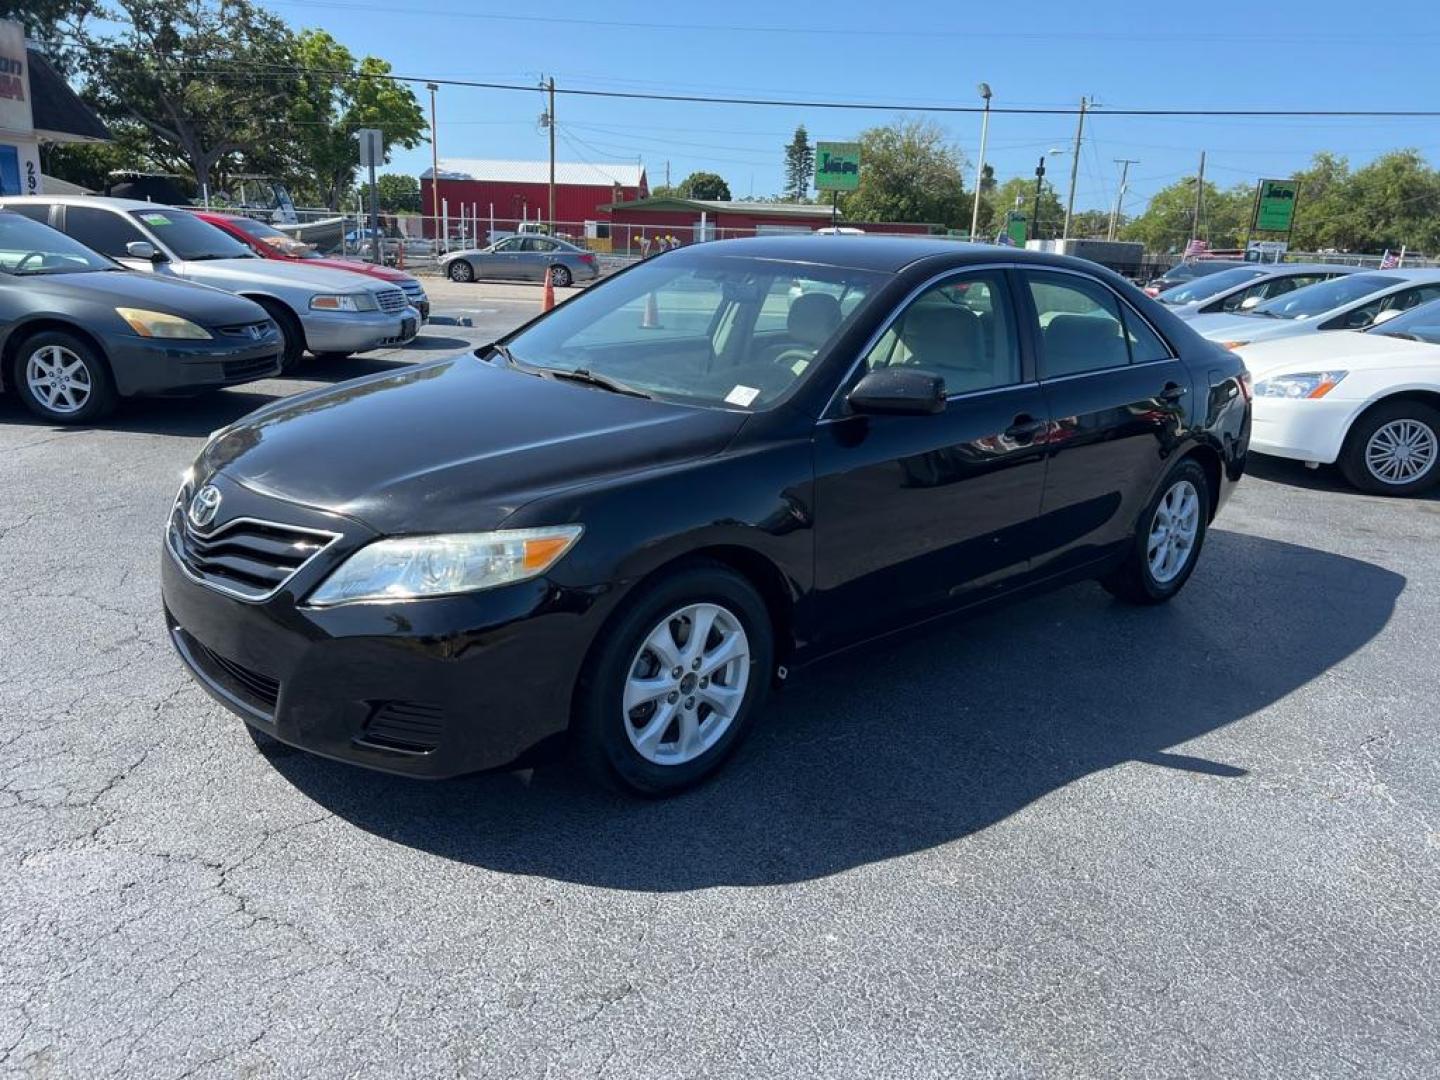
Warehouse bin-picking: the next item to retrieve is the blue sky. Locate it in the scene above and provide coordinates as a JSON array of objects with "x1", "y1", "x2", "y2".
[{"x1": 264, "y1": 0, "x2": 1440, "y2": 213}]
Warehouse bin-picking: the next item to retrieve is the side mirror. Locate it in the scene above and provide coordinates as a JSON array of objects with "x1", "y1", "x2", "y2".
[
  {"x1": 848, "y1": 368, "x2": 946, "y2": 416},
  {"x1": 126, "y1": 241, "x2": 163, "y2": 262},
  {"x1": 1239, "y1": 295, "x2": 1263, "y2": 311}
]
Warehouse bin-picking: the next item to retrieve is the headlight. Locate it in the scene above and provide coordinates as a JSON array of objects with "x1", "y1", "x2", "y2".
[
  {"x1": 1253, "y1": 371, "x2": 1348, "y2": 399},
  {"x1": 306, "y1": 526, "x2": 584, "y2": 606},
  {"x1": 116, "y1": 307, "x2": 212, "y2": 339},
  {"x1": 309, "y1": 293, "x2": 379, "y2": 313}
]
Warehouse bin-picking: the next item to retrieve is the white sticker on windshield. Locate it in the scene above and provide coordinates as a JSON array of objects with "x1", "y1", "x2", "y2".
[{"x1": 725, "y1": 385, "x2": 760, "y2": 408}]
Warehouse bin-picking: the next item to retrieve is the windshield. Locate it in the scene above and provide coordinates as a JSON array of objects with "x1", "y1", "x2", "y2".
[
  {"x1": 1251, "y1": 273, "x2": 1401, "y2": 320},
  {"x1": 1368, "y1": 298, "x2": 1440, "y2": 344},
  {"x1": 131, "y1": 209, "x2": 254, "y2": 261},
  {"x1": 0, "y1": 211, "x2": 120, "y2": 275},
  {"x1": 222, "y1": 215, "x2": 317, "y2": 258},
  {"x1": 499, "y1": 255, "x2": 882, "y2": 408},
  {"x1": 1158, "y1": 266, "x2": 1266, "y2": 304}
]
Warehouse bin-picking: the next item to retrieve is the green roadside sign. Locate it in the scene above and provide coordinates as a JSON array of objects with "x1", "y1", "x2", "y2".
[
  {"x1": 1254, "y1": 178, "x2": 1300, "y2": 233},
  {"x1": 815, "y1": 142, "x2": 861, "y2": 192},
  {"x1": 1006, "y1": 211, "x2": 1028, "y2": 245}
]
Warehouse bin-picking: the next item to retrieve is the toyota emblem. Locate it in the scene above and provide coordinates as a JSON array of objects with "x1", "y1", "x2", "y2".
[{"x1": 188, "y1": 485, "x2": 222, "y2": 528}]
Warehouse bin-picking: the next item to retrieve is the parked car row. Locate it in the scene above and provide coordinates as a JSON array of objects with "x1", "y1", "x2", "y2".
[{"x1": 0, "y1": 196, "x2": 430, "y2": 421}]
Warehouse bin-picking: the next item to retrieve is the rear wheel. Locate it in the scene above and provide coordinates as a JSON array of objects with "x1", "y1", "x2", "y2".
[
  {"x1": 572, "y1": 563, "x2": 773, "y2": 796},
  {"x1": 447, "y1": 259, "x2": 475, "y2": 283},
  {"x1": 12, "y1": 330, "x2": 117, "y2": 424},
  {"x1": 252, "y1": 299, "x2": 306, "y2": 373},
  {"x1": 1103, "y1": 458, "x2": 1210, "y2": 605},
  {"x1": 549, "y1": 264, "x2": 572, "y2": 288},
  {"x1": 1339, "y1": 400, "x2": 1440, "y2": 496}
]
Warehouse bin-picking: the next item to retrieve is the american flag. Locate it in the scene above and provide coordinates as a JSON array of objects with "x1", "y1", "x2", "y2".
[
  {"x1": 1184, "y1": 238, "x2": 1210, "y2": 258},
  {"x1": 1378, "y1": 249, "x2": 1400, "y2": 270}
]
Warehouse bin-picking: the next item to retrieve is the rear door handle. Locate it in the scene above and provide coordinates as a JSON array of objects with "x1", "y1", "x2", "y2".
[
  {"x1": 1004, "y1": 414, "x2": 1048, "y2": 442},
  {"x1": 1159, "y1": 382, "x2": 1187, "y2": 403}
]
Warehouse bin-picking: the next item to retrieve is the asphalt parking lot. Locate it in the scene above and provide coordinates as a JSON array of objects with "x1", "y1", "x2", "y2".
[{"x1": 1, "y1": 281, "x2": 1437, "y2": 1077}]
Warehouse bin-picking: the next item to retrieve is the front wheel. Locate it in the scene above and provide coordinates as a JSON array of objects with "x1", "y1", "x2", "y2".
[
  {"x1": 572, "y1": 563, "x2": 774, "y2": 796},
  {"x1": 1338, "y1": 401, "x2": 1440, "y2": 496},
  {"x1": 549, "y1": 264, "x2": 572, "y2": 288},
  {"x1": 1103, "y1": 459, "x2": 1211, "y2": 605},
  {"x1": 447, "y1": 259, "x2": 474, "y2": 283},
  {"x1": 13, "y1": 330, "x2": 117, "y2": 424}
]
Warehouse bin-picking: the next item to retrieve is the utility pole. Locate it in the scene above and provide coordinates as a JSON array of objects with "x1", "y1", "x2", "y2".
[
  {"x1": 426, "y1": 83, "x2": 440, "y2": 247},
  {"x1": 546, "y1": 76, "x2": 556, "y2": 229},
  {"x1": 1032, "y1": 156, "x2": 1047, "y2": 242},
  {"x1": 1062, "y1": 96, "x2": 1088, "y2": 240},
  {"x1": 969, "y1": 82, "x2": 993, "y2": 242},
  {"x1": 665, "y1": 160, "x2": 671, "y2": 188},
  {"x1": 1192, "y1": 150, "x2": 1207, "y2": 243},
  {"x1": 1109, "y1": 158, "x2": 1139, "y2": 241}
]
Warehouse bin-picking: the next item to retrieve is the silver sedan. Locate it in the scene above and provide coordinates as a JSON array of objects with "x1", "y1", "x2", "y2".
[{"x1": 441, "y1": 236, "x2": 600, "y2": 286}]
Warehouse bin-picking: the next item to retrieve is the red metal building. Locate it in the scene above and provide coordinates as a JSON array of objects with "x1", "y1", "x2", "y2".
[{"x1": 419, "y1": 159, "x2": 647, "y2": 242}]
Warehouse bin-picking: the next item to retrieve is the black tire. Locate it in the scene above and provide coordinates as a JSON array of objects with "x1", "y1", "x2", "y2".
[
  {"x1": 550, "y1": 264, "x2": 572, "y2": 288},
  {"x1": 447, "y1": 259, "x2": 474, "y2": 283},
  {"x1": 252, "y1": 298, "x2": 306, "y2": 373},
  {"x1": 572, "y1": 562, "x2": 775, "y2": 796},
  {"x1": 1103, "y1": 458, "x2": 1211, "y2": 605},
  {"x1": 10, "y1": 329, "x2": 117, "y2": 424},
  {"x1": 1338, "y1": 400, "x2": 1440, "y2": 496}
]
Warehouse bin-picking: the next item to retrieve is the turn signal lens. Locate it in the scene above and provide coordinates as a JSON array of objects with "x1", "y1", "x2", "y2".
[{"x1": 1221, "y1": 340, "x2": 1250, "y2": 351}]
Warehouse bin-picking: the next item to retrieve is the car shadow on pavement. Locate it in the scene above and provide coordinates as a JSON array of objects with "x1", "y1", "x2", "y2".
[
  {"x1": 1246, "y1": 454, "x2": 1440, "y2": 501},
  {"x1": 269, "y1": 530, "x2": 1403, "y2": 890}
]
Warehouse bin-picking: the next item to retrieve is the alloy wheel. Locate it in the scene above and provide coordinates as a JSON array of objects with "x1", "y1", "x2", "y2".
[
  {"x1": 1147, "y1": 479, "x2": 1200, "y2": 584},
  {"x1": 25, "y1": 345, "x2": 93, "y2": 415},
  {"x1": 1364, "y1": 418, "x2": 1437, "y2": 486},
  {"x1": 623, "y1": 602, "x2": 751, "y2": 766}
]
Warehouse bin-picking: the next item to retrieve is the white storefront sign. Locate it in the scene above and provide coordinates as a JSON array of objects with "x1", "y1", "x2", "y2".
[{"x1": 0, "y1": 20, "x2": 43, "y2": 196}]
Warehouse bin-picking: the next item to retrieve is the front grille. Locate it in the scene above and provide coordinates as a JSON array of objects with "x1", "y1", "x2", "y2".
[
  {"x1": 215, "y1": 320, "x2": 276, "y2": 341},
  {"x1": 376, "y1": 288, "x2": 406, "y2": 314},
  {"x1": 400, "y1": 280, "x2": 425, "y2": 299},
  {"x1": 168, "y1": 499, "x2": 339, "y2": 601},
  {"x1": 221, "y1": 355, "x2": 279, "y2": 381},
  {"x1": 173, "y1": 625, "x2": 280, "y2": 715},
  {"x1": 360, "y1": 701, "x2": 445, "y2": 753}
]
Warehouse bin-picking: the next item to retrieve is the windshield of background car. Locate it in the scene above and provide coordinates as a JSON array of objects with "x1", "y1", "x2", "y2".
[
  {"x1": 131, "y1": 210, "x2": 253, "y2": 261},
  {"x1": 1369, "y1": 298, "x2": 1440, "y2": 344},
  {"x1": 499, "y1": 255, "x2": 883, "y2": 408},
  {"x1": 0, "y1": 211, "x2": 119, "y2": 275},
  {"x1": 224, "y1": 215, "x2": 316, "y2": 258},
  {"x1": 1252, "y1": 273, "x2": 1401, "y2": 320},
  {"x1": 1158, "y1": 266, "x2": 1267, "y2": 304}
]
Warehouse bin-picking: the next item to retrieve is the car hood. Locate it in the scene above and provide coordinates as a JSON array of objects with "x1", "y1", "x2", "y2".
[
  {"x1": 1186, "y1": 312, "x2": 1315, "y2": 345},
  {"x1": 200, "y1": 355, "x2": 748, "y2": 534},
  {"x1": 181, "y1": 258, "x2": 397, "y2": 294},
  {"x1": 1236, "y1": 330, "x2": 1440, "y2": 378},
  {"x1": 303, "y1": 257, "x2": 415, "y2": 285},
  {"x1": 18, "y1": 270, "x2": 265, "y2": 325}
]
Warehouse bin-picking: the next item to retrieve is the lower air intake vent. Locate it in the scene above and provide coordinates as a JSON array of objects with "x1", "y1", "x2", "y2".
[{"x1": 360, "y1": 701, "x2": 445, "y2": 753}]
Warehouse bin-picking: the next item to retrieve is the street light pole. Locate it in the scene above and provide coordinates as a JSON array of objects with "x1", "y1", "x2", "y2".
[
  {"x1": 1109, "y1": 158, "x2": 1139, "y2": 241},
  {"x1": 969, "y1": 82, "x2": 992, "y2": 242},
  {"x1": 427, "y1": 83, "x2": 440, "y2": 247},
  {"x1": 1062, "y1": 96, "x2": 1088, "y2": 240}
]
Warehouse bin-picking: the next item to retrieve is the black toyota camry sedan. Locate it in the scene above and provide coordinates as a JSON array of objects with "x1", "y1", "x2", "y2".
[{"x1": 163, "y1": 237, "x2": 1250, "y2": 794}]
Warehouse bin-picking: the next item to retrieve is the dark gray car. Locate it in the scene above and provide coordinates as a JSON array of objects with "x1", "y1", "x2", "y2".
[
  {"x1": 441, "y1": 235, "x2": 600, "y2": 286},
  {"x1": 0, "y1": 210, "x2": 281, "y2": 423}
]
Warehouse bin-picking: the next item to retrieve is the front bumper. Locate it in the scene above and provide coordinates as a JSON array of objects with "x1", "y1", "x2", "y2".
[
  {"x1": 109, "y1": 329, "x2": 282, "y2": 397},
  {"x1": 1249, "y1": 396, "x2": 1359, "y2": 464},
  {"x1": 302, "y1": 305, "x2": 421, "y2": 354},
  {"x1": 160, "y1": 480, "x2": 603, "y2": 778}
]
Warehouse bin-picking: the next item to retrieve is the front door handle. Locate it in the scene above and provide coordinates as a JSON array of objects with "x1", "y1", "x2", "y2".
[
  {"x1": 1004, "y1": 414, "x2": 1048, "y2": 442},
  {"x1": 1159, "y1": 382, "x2": 1188, "y2": 403}
]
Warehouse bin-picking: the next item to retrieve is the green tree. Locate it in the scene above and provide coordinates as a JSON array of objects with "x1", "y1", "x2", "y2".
[
  {"x1": 1122, "y1": 177, "x2": 1253, "y2": 252},
  {"x1": 837, "y1": 118, "x2": 967, "y2": 228},
  {"x1": 287, "y1": 29, "x2": 427, "y2": 209},
  {"x1": 782, "y1": 124, "x2": 814, "y2": 202},
  {"x1": 1340, "y1": 150, "x2": 1440, "y2": 252},
  {"x1": 987, "y1": 175, "x2": 1061, "y2": 240},
  {"x1": 675, "y1": 171, "x2": 730, "y2": 201},
  {"x1": 1, "y1": 0, "x2": 97, "y2": 71},
  {"x1": 375, "y1": 172, "x2": 420, "y2": 213},
  {"x1": 77, "y1": 0, "x2": 302, "y2": 196}
]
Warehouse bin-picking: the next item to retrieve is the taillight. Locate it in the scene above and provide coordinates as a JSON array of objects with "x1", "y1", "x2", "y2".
[{"x1": 581, "y1": 253, "x2": 596, "y2": 264}]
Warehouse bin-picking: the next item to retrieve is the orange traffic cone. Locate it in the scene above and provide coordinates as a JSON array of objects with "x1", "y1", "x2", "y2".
[
  {"x1": 641, "y1": 290, "x2": 660, "y2": 329},
  {"x1": 542, "y1": 266, "x2": 556, "y2": 312}
]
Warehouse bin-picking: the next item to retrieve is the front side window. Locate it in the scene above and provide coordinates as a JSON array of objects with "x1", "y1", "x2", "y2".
[
  {"x1": 0, "y1": 211, "x2": 120, "y2": 275},
  {"x1": 128, "y1": 209, "x2": 253, "y2": 261},
  {"x1": 500, "y1": 254, "x2": 881, "y2": 409},
  {"x1": 1327, "y1": 284, "x2": 1440, "y2": 330},
  {"x1": 63, "y1": 205, "x2": 146, "y2": 259},
  {"x1": 1026, "y1": 271, "x2": 1131, "y2": 377},
  {"x1": 861, "y1": 272, "x2": 1020, "y2": 395},
  {"x1": 492, "y1": 237, "x2": 523, "y2": 252},
  {"x1": 1368, "y1": 298, "x2": 1440, "y2": 344}
]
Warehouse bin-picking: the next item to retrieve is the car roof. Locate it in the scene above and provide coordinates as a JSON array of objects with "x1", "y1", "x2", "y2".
[
  {"x1": 670, "y1": 235, "x2": 1126, "y2": 275},
  {"x1": 1258, "y1": 262, "x2": 1362, "y2": 274},
  {"x1": 0, "y1": 194, "x2": 198, "y2": 213},
  {"x1": 1361, "y1": 267, "x2": 1440, "y2": 281}
]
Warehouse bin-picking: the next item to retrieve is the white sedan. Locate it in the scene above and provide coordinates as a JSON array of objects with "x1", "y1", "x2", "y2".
[{"x1": 1238, "y1": 299, "x2": 1440, "y2": 495}]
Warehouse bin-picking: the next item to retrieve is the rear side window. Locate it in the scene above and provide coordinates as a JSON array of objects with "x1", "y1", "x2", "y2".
[
  {"x1": 3, "y1": 204, "x2": 52, "y2": 224},
  {"x1": 63, "y1": 206, "x2": 146, "y2": 258},
  {"x1": 1123, "y1": 309, "x2": 1173, "y2": 363},
  {"x1": 1025, "y1": 272, "x2": 1131, "y2": 377}
]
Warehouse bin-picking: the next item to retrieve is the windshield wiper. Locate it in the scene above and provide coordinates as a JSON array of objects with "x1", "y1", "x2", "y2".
[{"x1": 546, "y1": 367, "x2": 653, "y2": 399}]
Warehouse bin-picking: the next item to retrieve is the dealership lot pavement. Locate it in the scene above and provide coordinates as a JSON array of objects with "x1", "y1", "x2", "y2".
[{"x1": 1, "y1": 292, "x2": 1437, "y2": 1077}]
